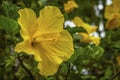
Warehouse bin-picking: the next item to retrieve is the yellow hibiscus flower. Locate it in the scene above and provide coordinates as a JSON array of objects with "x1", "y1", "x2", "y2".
[
  {"x1": 73, "y1": 17, "x2": 100, "y2": 46},
  {"x1": 64, "y1": 0, "x2": 79, "y2": 13},
  {"x1": 104, "y1": 0, "x2": 120, "y2": 29},
  {"x1": 15, "y1": 6, "x2": 74, "y2": 76}
]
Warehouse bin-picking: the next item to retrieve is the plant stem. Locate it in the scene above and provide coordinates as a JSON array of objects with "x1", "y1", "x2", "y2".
[
  {"x1": 110, "y1": 71, "x2": 120, "y2": 80},
  {"x1": 65, "y1": 63, "x2": 71, "y2": 80},
  {"x1": 17, "y1": 55, "x2": 35, "y2": 80}
]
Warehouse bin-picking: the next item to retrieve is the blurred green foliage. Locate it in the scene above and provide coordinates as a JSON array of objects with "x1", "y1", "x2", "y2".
[{"x1": 0, "y1": 0, "x2": 120, "y2": 80}]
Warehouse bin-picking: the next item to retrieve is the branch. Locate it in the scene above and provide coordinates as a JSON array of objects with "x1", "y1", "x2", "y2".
[
  {"x1": 110, "y1": 70, "x2": 120, "y2": 80},
  {"x1": 65, "y1": 63, "x2": 71, "y2": 80},
  {"x1": 17, "y1": 54, "x2": 35, "y2": 80}
]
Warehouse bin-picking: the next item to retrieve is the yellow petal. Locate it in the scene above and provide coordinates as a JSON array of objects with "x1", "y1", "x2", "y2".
[
  {"x1": 73, "y1": 17, "x2": 97, "y2": 33},
  {"x1": 64, "y1": 0, "x2": 79, "y2": 13},
  {"x1": 90, "y1": 36, "x2": 100, "y2": 46},
  {"x1": 106, "y1": 14, "x2": 120, "y2": 29},
  {"x1": 18, "y1": 8, "x2": 37, "y2": 40},
  {"x1": 82, "y1": 24, "x2": 97, "y2": 33},
  {"x1": 15, "y1": 40, "x2": 34, "y2": 55},
  {"x1": 79, "y1": 33, "x2": 100, "y2": 46},
  {"x1": 37, "y1": 54, "x2": 63, "y2": 76},
  {"x1": 33, "y1": 30, "x2": 74, "y2": 76},
  {"x1": 116, "y1": 55, "x2": 120, "y2": 66},
  {"x1": 49, "y1": 30, "x2": 74, "y2": 60},
  {"x1": 15, "y1": 40, "x2": 42, "y2": 61},
  {"x1": 73, "y1": 16, "x2": 84, "y2": 26},
  {"x1": 104, "y1": 5, "x2": 119, "y2": 19},
  {"x1": 36, "y1": 6, "x2": 64, "y2": 36},
  {"x1": 33, "y1": 52, "x2": 42, "y2": 61},
  {"x1": 113, "y1": 0, "x2": 120, "y2": 9},
  {"x1": 79, "y1": 33, "x2": 92, "y2": 43}
]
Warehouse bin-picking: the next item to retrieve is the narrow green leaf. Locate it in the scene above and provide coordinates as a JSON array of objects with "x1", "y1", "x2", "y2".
[
  {"x1": 66, "y1": 27, "x2": 87, "y2": 34},
  {"x1": 111, "y1": 41, "x2": 120, "y2": 49}
]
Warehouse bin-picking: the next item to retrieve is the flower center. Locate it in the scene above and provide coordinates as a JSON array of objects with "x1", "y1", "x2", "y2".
[
  {"x1": 31, "y1": 38, "x2": 37, "y2": 47},
  {"x1": 31, "y1": 33, "x2": 61, "y2": 47}
]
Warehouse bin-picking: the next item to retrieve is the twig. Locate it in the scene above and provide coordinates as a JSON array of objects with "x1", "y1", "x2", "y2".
[
  {"x1": 17, "y1": 54, "x2": 35, "y2": 80},
  {"x1": 110, "y1": 71, "x2": 120, "y2": 80},
  {"x1": 55, "y1": 67, "x2": 61, "y2": 80},
  {"x1": 65, "y1": 63, "x2": 71, "y2": 80}
]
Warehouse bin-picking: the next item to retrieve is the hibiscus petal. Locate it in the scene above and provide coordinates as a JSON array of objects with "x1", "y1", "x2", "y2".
[
  {"x1": 79, "y1": 33, "x2": 100, "y2": 46},
  {"x1": 15, "y1": 40, "x2": 42, "y2": 61},
  {"x1": 64, "y1": 0, "x2": 79, "y2": 13},
  {"x1": 106, "y1": 14, "x2": 120, "y2": 29},
  {"x1": 73, "y1": 16, "x2": 84, "y2": 26},
  {"x1": 37, "y1": 55, "x2": 63, "y2": 76},
  {"x1": 36, "y1": 6, "x2": 64, "y2": 36},
  {"x1": 18, "y1": 8, "x2": 37, "y2": 40},
  {"x1": 73, "y1": 17, "x2": 97, "y2": 33},
  {"x1": 90, "y1": 36, "x2": 100, "y2": 46},
  {"x1": 47, "y1": 30, "x2": 74, "y2": 60},
  {"x1": 113, "y1": 0, "x2": 120, "y2": 8},
  {"x1": 15, "y1": 40, "x2": 34, "y2": 54},
  {"x1": 79, "y1": 33, "x2": 92, "y2": 43},
  {"x1": 104, "y1": 5, "x2": 118, "y2": 19}
]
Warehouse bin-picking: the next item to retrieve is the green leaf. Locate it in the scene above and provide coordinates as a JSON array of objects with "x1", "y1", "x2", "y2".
[
  {"x1": 104, "y1": 67, "x2": 112, "y2": 79},
  {"x1": 84, "y1": 46, "x2": 104, "y2": 60},
  {"x1": 60, "y1": 62, "x2": 68, "y2": 74},
  {"x1": 23, "y1": 62, "x2": 32, "y2": 70},
  {"x1": 0, "y1": 16, "x2": 19, "y2": 34},
  {"x1": 5, "y1": 56, "x2": 15, "y2": 68},
  {"x1": 90, "y1": 46, "x2": 104, "y2": 59},
  {"x1": 22, "y1": 0, "x2": 33, "y2": 8},
  {"x1": 1, "y1": 1, "x2": 19, "y2": 19},
  {"x1": 47, "y1": 77, "x2": 56, "y2": 80},
  {"x1": 111, "y1": 41, "x2": 120, "y2": 49},
  {"x1": 69, "y1": 47, "x2": 85, "y2": 63},
  {"x1": 73, "y1": 33, "x2": 83, "y2": 40},
  {"x1": 5, "y1": 60, "x2": 13, "y2": 68},
  {"x1": 66, "y1": 27, "x2": 87, "y2": 34},
  {"x1": 38, "y1": 0, "x2": 47, "y2": 7}
]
